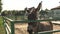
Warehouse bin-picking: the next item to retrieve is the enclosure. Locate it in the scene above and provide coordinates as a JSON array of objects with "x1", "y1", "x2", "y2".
[{"x1": 2, "y1": 15, "x2": 60, "y2": 34}]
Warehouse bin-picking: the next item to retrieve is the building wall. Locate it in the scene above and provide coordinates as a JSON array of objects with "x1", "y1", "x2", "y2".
[{"x1": 50, "y1": 9, "x2": 60, "y2": 19}]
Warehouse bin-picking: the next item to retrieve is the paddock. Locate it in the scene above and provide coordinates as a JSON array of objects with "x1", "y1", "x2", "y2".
[{"x1": 2, "y1": 16, "x2": 60, "y2": 34}]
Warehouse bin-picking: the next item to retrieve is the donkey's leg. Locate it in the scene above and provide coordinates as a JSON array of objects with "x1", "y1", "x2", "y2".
[
  {"x1": 49, "y1": 21, "x2": 53, "y2": 34},
  {"x1": 49, "y1": 21, "x2": 53, "y2": 30}
]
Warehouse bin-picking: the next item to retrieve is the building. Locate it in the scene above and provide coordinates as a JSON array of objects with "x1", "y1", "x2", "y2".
[{"x1": 50, "y1": 6, "x2": 60, "y2": 19}]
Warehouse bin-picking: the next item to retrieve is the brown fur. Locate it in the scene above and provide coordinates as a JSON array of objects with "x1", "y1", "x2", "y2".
[{"x1": 25, "y1": 1, "x2": 53, "y2": 34}]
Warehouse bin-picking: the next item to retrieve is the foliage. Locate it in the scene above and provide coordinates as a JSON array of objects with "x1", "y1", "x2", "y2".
[
  {"x1": 45, "y1": 8, "x2": 49, "y2": 11},
  {"x1": 39, "y1": 10, "x2": 48, "y2": 15},
  {"x1": 0, "y1": 0, "x2": 2, "y2": 12},
  {"x1": 0, "y1": 16, "x2": 5, "y2": 34},
  {"x1": 1, "y1": 10, "x2": 26, "y2": 16}
]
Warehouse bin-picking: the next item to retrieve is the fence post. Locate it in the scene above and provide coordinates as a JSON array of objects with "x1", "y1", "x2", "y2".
[{"x1": 11, "y1": 21, "x2": 15, "y2": 34}]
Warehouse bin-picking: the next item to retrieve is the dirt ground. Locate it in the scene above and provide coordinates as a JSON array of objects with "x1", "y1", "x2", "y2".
[
  {"x1": 14, "y1": 23, "x2": 60, "y2": 34},
  {"x1": 53, "y1": 24, "x2": 60, "y2": 34},
  {"x1": 14, "y1": 23, "x2": 28, "y2": 34}
]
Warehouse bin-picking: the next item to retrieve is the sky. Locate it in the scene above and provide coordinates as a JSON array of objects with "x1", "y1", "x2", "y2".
[{"x1": 2, "y1": 0, "x2": 60, "y2": 10}]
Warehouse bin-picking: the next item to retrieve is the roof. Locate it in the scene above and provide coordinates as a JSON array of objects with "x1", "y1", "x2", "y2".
[{"x1": 51, "y1": 6, "x2": 60, "y2": 10}]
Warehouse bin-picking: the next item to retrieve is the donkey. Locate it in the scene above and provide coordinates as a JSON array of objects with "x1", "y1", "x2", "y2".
[{"x1": 25, "y1": 1, "x2": 53, "y2": 34}]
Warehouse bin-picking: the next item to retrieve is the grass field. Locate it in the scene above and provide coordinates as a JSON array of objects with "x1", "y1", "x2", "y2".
[{"x1": 0, "y1": 16, "x2": 5, "y2": 34}]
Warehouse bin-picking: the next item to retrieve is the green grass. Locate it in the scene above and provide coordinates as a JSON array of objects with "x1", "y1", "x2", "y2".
[{"x1": 0, "y1": 16, "x2": 5, "y2": 34}]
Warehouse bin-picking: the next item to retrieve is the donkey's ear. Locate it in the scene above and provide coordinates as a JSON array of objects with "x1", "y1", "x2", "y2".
[
  {"x1": 24, "y1": 7, "x2": 27, "y2": 11},
  {"x1": 24, "y1": 7, "x2": 27, "y2": 13},
  {"x1": 25, "y1": 10, "x2": 30, "y2": 16},
  {"x1": 24, "y1": 8, "x2": 29, "y2": 13}
]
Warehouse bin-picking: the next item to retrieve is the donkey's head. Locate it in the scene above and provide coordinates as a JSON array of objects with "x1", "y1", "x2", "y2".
[{"x1": 25, "y1": 7, "x2": 37, "y2": 20}]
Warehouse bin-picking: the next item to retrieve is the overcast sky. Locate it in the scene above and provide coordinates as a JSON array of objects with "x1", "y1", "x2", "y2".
[{"x1": 2, "y1": 0, "x2": 60, "y2": 10}]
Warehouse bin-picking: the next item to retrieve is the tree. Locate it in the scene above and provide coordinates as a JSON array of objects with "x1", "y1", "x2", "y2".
[
  {"x1": 45, "y1": 8, "x2": 49, "y2": 11},
  {"x1": 0, "y1": 0, "x2": 2, "y2": 12}
]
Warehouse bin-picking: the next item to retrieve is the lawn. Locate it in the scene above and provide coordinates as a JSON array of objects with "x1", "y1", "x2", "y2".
[{"x1": 0, "y1": 16, "x2": 5, "y2": 34}]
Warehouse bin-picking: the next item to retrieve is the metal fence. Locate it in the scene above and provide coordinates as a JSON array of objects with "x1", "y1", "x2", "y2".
[{"x1": 2, "y1": 16, "x2": 60, "y2": 34}]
